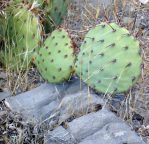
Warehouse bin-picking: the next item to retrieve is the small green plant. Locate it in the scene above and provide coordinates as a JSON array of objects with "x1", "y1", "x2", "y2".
[
  {"x1": 33, "y1": 28, "x2": 75, "y2": 83},
  {"x1": 75, "y1": 22, "x2": 142, "y2": 94}
]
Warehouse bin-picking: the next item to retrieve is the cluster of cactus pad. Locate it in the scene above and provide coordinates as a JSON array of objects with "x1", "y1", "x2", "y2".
[
  {"x1": 0, "y1": 0, "x2": 71, "y2": 70},
  {"x1": 13, "y1": 0, "x2": 71, "y2": 32},
  {"x1": 32, "y1": 22, "x2": 142, "y2": 93},
  {"x1": 34, "y1": 29, "x2": 75, "y2": 83},
  {"x1": 0, "y1": 0, "x2": 142, "y2": 94},
  {"x1": 75, "y1": 23, "x2": 142, "y2": 93},
  {"x1": 0, "y1": 4, "x2": 42, "y2": 70}
]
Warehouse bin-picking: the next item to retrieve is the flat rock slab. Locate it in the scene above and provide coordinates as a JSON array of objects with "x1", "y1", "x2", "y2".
[
  {"x1": 79, "y1": 122, "x2": 145, "y2": 144},
  {"x1": 5, "y1": 83, "x2": 63, "y2": 121},
  {"x1": 5, "y1": 79, "x2": 79, "y2": 120},
  {"x1": 45, "y1": 109, "x2": 145, "y2": 144},
  {"x1": 0, "y1": 91, "x2": 11, "y2": 101},
  {"x1": 67, "y1": 109, "x2": 120, "y2": 141},
  {"x1": 139, "y1": 0, "x2": 149, "y2": 4},
  {"x1": 55, "y1": 91, "x2": 104, "y2": 125},
  {"x1": 45, "y1": 126, "x2": 76, "y2": 144}
]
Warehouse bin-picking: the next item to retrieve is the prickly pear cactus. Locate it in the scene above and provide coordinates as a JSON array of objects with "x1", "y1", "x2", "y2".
[
  {"x1": 75, "y1": 22, "x2": 142, "y2": 94},
  {"x1": 44, "y1": 0, "x2": 71, "y2": 32},
  {"x1": 12, "y1": 0, "x2": 71, "y2": 33},
  {"x1": 46, "y1": 0, "x2": 70, "y2": 25},
  {"x1": 0, "y1": 4, "x2": 42, "y2": 70},
  {"x1": 34, "y1": 28, "x2": 75, "y2": 83}
]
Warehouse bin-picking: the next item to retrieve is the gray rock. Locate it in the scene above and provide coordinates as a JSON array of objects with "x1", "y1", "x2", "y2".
[
  {"x1": 5, "y1": 83, "x2": 69, "y2": 121},
  {"x1": 79, "y1": 122, "x2": 145, "y2": 144},
  {"x1": 67, "y1": 109, "x2": 121, "y2": 142},
  {"x1": 4, "y1": 79, "x2": 94, "y2": 122},
  {"x1": 0, "y1": 91, "x2": 11, "y2": 101},
  {"x1": 44, "y1": 126, "x2": 76, "y2": 144},
  {"x1": 0, "y1": 72, "x2": 6, "y2": 79},
  {"x1": 38, "y1": 87, "x2": 104, "y2": 130},
  {"x1": 45, "y1": 109, "x2": 145, "y2": 144},
  {"x1": 56, "y1": 90, "x2": 104, "y2": 125},
  {"x1": 139, "y1": 0, "x2": 149, "y2": 4}
]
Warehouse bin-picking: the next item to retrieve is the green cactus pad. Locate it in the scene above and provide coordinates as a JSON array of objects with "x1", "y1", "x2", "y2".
[
  {"x1": 76, "y1": 22, "x2": 142, "y2": 94},
  {"x1": 0, "y1": 5, "x2": 42, "y2": 70},
  {"x1": 43, "y1": 0, "x2": 71, "y2": 33},
  {"x1": 34, "y1": 28, "x2": 75, "y2": 83},
  {"x1": 46, "y1": 0, "x2": 70, "y2": 25}
]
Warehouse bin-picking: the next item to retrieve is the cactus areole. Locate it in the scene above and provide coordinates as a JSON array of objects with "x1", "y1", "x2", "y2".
[
  {"x1": 76, "y1": 23, "x2": 142, "y2": 94},
  {"x1": 34, "y1": 28, "x2": 75, "y2": 83}
]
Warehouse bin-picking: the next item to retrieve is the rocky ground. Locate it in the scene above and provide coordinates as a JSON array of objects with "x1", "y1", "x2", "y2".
[
  {"x1": 0, "y1": 79, "x2": 147, "y2": 144},
  {"x1": 0, "y1": 0, "x2": 149, "y2": 144}
]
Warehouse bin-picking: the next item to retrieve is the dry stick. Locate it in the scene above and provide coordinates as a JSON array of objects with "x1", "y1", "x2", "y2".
[
  {"x1": 102, "y1": 4, "x2": 109, "y2": 22},
  {"x1": 84, "y1": 4, "x2": 96, "y2": 21},
  {"x1": 124, "y1": 89, "x2": 133, "y2": 121},
  {"x1": 114, "y1": 0, "x2": 120, "y2": 24},
  {"x1": 131, "y1": 11, "x2": 138, "y2": 33},
  {"x1": 102, "y1": 76, "x2": 120, "y2": 109},
  {"x1": 88, "y1": 3, "x2": 100, "y2": 20}
]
